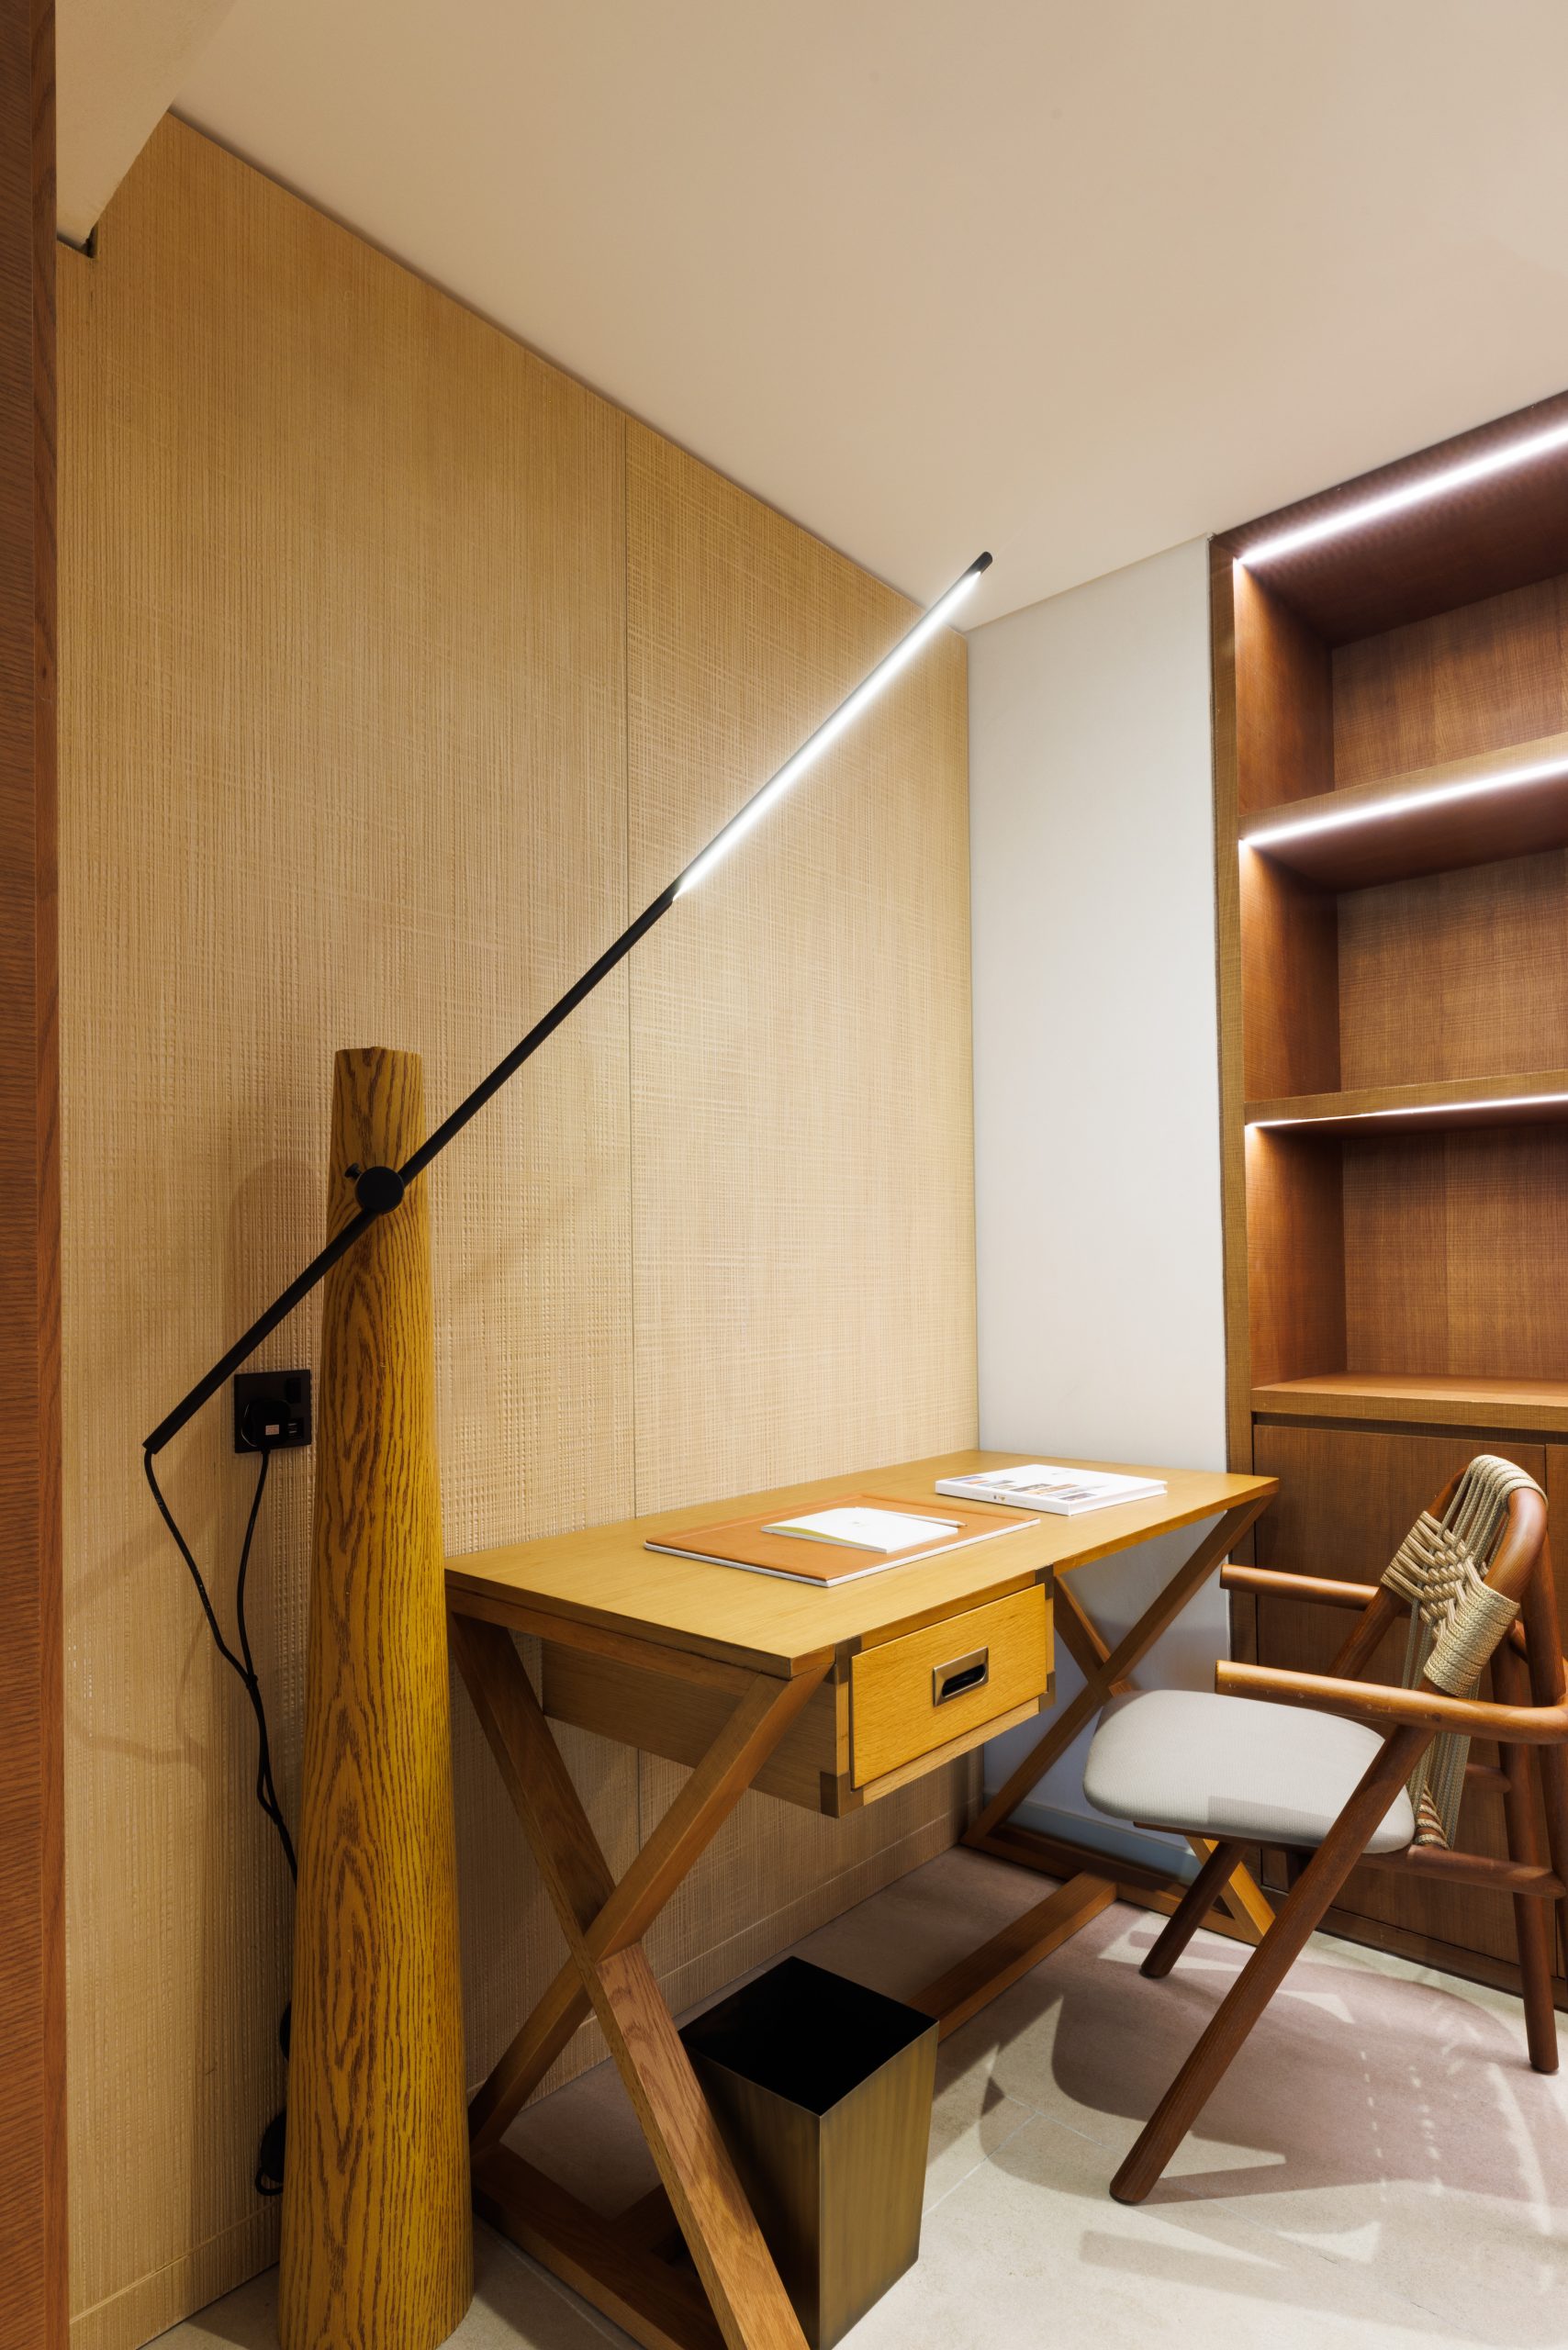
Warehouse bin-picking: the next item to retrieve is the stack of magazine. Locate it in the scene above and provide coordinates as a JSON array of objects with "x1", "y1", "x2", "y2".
[{"x1": 935, "y1": 1462, "x2": 1166, "y2": 1517}]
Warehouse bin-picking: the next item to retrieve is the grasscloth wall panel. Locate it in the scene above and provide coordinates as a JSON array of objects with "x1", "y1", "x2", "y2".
[
  {"x1": 626, "y1": 429, "x2": 979, "y2": 2007},
  {"x1": 626, "y1": 427, "x2": 976, "y2": 1510},
  {"x1": 61, "y1": 123, "x2": 977, "y2": 2349}
]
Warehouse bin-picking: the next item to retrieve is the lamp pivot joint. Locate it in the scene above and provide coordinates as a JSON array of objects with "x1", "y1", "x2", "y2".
[{"x1": 354, "y1": 1163, "x2": 407, "y2": 1216}]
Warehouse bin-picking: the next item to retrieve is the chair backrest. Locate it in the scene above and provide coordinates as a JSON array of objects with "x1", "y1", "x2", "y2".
[{"x1": 1380, "y1": 1457, "x2": 1548, "y2": 1846}]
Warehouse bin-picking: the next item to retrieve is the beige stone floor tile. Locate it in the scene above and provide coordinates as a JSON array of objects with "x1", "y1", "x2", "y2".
[
  {"x1": 842, "y1": 2107, "x2": 1463, "y2": 2350},
  {"x1": 151, "y1": 2225, "x2": 626, "y2": 2348},
  {"x1": 925, "y1": 1896, "x2": 1284, "y2": 2177},
  {"x1": 160, "y1": 1845, "x2": 1566, "y2": 2350},
  {"x1": 942, "y1": 1891, "x2": 1568, "y2": 2344},
  {"x1": 1128, "y1": 1931, "x2": 1568, "y2": 2344},
  {"x1": 785, "y1": 1842, "x2": 1057, "y2": 2005},
  {"x1": 503, "y1": 2048, "x2": 659, "y2": 2219},
  {"x1": 502, "y1": 1845, "x2": 1044, "y2": 2221},
  {"x1": 150, "y1": 2264, "x2": 278, "y2": 2350},
  {"x1": 923, "y1": 2032, "x2": 1037, "y2": 2210}
]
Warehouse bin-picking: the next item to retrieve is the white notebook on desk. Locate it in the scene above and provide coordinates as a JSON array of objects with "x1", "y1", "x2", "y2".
[{"x1": 935, "y1": 1463, "x2": 1167, "y2": 1516}]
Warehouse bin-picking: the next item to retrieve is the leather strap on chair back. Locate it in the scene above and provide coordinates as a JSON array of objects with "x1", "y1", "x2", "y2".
[{"x1": 1380, "y1": 1456, "x2": 1539, "y2": 1846}]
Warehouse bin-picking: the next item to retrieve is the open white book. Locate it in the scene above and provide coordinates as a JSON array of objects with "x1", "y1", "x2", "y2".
[
  {"x1": 762, "y1": 1505, "x2": 960, "y2": 1553},
  {"x1": 935, "y1": 1463, "x2": 1166, "y2": 1516}
]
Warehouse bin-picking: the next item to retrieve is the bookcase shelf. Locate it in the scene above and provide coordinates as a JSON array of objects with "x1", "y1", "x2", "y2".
[
  {"x1": 1215, "y1": 392, "x2": 1568, "y2": 1997},
  {"x1": 1251, "y1": 1372, "x2": 1568, "y2": 1438},
  {"x1": 1245, "y1": 1069, "x2": 1568, "y2": 1136},
  {"x1": 1240, "y1": 727, "x2": 1568, "y2": 891}
]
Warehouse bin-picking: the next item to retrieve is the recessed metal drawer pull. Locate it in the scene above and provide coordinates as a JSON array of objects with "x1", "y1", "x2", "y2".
[{"x1": 933, "y1": 1647, "x2": 990, "y2": 1707}]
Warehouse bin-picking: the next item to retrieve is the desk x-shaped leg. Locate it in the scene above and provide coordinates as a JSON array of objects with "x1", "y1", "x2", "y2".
[
  {"x1": 963, "y1": 1498, "x2": 1276, "y2": 1943},
  {"x1": 449, "y1": 1612, "x2": 826, "y2": 2350},
  {"x1": 451, "y1": 1617, "x2": 827, "y2": 2350},
  {"x1": 450, "y1": 1607, "x2": 1116, "y2": 2350}
]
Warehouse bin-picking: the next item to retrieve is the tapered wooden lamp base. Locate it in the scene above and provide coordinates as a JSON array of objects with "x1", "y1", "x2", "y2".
[{"x1": 280, "y1": 1047, "x2": 472, "y2": 2350}]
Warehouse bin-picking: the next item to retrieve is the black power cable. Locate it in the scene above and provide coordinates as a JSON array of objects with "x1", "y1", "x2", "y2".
[{"x1": 144, "y1": 1433, "x2": 295, "y2": 2194}]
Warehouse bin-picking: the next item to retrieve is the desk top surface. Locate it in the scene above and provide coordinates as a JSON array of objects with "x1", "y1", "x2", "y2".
[{"x1": 444, "y1": 1450, "x2": 1275, "y2": 1677}]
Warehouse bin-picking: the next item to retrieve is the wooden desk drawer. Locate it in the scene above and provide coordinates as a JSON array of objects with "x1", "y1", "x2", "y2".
[{"x1": 849, "y1": 1585, "x2": 1052, "y2": 1787}]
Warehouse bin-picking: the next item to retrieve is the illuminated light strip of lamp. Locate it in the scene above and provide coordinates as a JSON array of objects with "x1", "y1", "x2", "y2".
[
  {"x1": 1249, "y1": 1092, "x2": 1568, "y2": 1131},
  {"x1": 674, "y1": 552, "x2": 991, "y2": 896},
  {"x1": 1241, "y1": 751, "x2": 1568, "y2": 851},
  {"x1": 1239, "y1": 418, "x2": 1568, "y2": 565}
]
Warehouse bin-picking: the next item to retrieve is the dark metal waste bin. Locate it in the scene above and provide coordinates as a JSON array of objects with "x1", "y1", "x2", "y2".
[{"x1": 680, "y1": 1956, "x2": 937, "y2": 2349}]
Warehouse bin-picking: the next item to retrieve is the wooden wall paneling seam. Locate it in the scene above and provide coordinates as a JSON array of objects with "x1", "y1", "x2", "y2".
[{"x1": 0, "y1": 0, "x2": 64, "y2": 2342}]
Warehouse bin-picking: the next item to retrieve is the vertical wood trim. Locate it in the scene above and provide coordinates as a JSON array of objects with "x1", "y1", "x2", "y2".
[
  {"x1": 0, "y1": 0, "x2": 64, "y2": 2343},
  {"x1": 1211, "y1": 542, "x2": 1249, "y2": 1468},
  {"x1": 1210, "y1": 544, "x2": 1255, "y2": 1610}
]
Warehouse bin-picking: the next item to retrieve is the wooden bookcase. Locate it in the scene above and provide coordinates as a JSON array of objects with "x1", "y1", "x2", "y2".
[{"x1": 1214, "y1": 392, "x2": 1568, "y2": 2003}]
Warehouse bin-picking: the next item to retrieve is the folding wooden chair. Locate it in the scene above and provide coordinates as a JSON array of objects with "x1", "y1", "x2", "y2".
[{"x1": 1079, "y1": 1455, "x2": 1568, "y2": 2204}]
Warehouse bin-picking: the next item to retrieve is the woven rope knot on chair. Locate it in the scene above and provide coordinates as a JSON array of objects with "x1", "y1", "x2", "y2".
[{"x1": 1381, "y1": 1457, "x2": 1535, "y2": 1847}]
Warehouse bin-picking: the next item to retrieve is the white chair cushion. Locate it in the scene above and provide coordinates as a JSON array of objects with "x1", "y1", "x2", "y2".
[{"x1": 1082, "y1": 1687, "x2": 1415, "y2": 1855}]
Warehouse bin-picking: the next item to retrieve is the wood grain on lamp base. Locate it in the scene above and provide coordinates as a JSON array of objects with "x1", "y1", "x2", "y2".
[{"x1": 280, "y1": 1051, "x2": 471, "y2": 2350}]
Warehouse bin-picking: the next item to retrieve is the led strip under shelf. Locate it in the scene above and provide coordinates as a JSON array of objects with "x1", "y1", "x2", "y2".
[
  {"x1": 1240, "y1": 748, "x2": 1568, "y2": 852},
  {"x1": 1238, "y1": 415, "x2": 1568, "y2": 565},
  {"x1": 1248, "y1": 1091, "x2": 1568, "y2": 1129}
]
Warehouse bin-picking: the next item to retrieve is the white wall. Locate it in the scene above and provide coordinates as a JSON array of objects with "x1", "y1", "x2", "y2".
[{"x1": 968, "y1": 537, "x2": 1226, "y2": 1874}]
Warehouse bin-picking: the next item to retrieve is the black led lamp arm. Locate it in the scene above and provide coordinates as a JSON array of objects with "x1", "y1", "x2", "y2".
[{"x1": 143, "y1": 550, "x2": 991, "y2": 1460}]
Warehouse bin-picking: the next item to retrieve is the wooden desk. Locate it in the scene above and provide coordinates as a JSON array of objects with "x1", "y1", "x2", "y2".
[{"x1": 445, "y1": 1449, "x2": 1274, "y2": 2350}]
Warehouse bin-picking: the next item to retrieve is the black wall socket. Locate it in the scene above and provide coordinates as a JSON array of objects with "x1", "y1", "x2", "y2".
[{"x1": 233, "y1": 1370, "x2": 312, "y2": 1454}]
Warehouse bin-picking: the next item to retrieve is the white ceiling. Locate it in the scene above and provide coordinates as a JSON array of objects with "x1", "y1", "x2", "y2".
[
  {"x1": 58, "y1": 0, "x2": 237, "y2": 245},
  {"x1": 69, "y1": 0, "x2": 1568, "y2": 625}
]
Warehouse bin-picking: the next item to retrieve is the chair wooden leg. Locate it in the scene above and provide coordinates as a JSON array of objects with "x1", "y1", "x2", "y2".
[
  {"x1": 1495, "y1": 1642, "x2": 1559, "y2": 2073},
  {"x1": 1111, "y1": 1725, "x2": 1429, "y2": 2205},
  {"x1": 1508, "y1": 1874, "x2": 1559, "y2": 2076},
  {"x1": 1139, "y1": 1841, "x2": 1249, "y2": 1981},
  {"x1": 1542, "y1": 1740, "x2": 1568, "y2": 1989}
]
